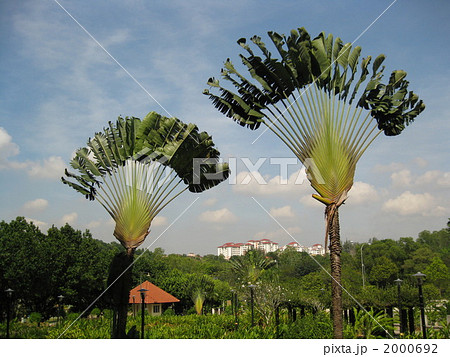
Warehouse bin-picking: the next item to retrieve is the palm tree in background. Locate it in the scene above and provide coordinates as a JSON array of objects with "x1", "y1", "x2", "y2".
[
  {"x1": 62, "y1": 111, "x2": 229, "y2": 337},
  {"x1": 204, "y1": 27, "x2": 424, "y2": 338}
]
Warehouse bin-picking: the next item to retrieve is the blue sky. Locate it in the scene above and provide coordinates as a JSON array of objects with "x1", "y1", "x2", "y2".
[{"x1": 0, "y1": 0, "x2": 449, "y2": 255}]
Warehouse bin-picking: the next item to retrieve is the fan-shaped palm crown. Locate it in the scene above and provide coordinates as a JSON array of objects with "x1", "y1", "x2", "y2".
[
  {"x1": 62, "y1": 112, "x2": 229, "y2": 251},
  {"x1": 204, "y1": 27, "x2": 424, "y2": 244}
]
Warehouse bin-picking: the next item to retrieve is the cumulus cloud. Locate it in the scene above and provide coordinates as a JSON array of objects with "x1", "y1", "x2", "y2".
[
  {"x1": 416, "y1": 170, "x2": 450, "y2": 187},
  {"x1": 233, "y1": 169, "x2": 312, "y2": 196},
  {"x1": 199, "y1": 208, "x2": 237, "y2": 223},
  {"x1": 60, "y1": 212, "x2": 78, "y2": 225},
  {"x1": 0, "y1": 127, "x2": 65, "y2": 179},
  {"x1": 202, "y1": 198, "x2": 217, "y2": 207},
  {"x1": 25, "y1": 217, "x2": 48, "y2": 231},
  {"x1": 26, "y1": 156, "x2": 66, "y2": 179},
  {"x1": 413, "y1": 157, "x2": 428, "y2": 168},
  {"x1": 269, "y1": 205, "x2": 295, "y2": 218},
  {"x1": 86, "y1": 220, "x2": 102, "y2": 229},
  {"x1": 347, "y1": 182, "x2": 379, "y2": 205},
  {"x1": 0, "y1": 127, "x2": 20, "y2": 169},
  {"x1": 391, "y1": 169, "x2": 413, "y2": 187},
  {"x1": 382, "y1": 191, "x2": 444, "y2": 216},
  {"x1": 390, "y1": 169, "x2": 450, "y2": 189},
  {"x1": 152, "y1": 216, "x2": 168, "y2": 227},
  {"x1": 300, "y1": 194, "x2": 323, "y2": 208},
  {"x1": 22, "y1": 198, "x2": 49, "y2": 213}
]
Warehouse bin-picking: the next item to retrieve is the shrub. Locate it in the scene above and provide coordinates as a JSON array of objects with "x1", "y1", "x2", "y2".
[
  {"x1": 29, "y1": 312, "x2": 43, "y2": 326},
  {"x1": 163, "y1": 307, "x2": 175, "y2": 316},
  {"x1": 90, "y1": 308, "x2": 101, "y2": 318}
]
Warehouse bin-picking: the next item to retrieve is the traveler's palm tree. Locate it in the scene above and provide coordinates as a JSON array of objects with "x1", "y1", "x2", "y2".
[
  {"x1": 62, "y1": 111, "x2": 229, "y2": 337},
  {"x1": 204, "y1": 27, "x2": 424, "y2": 338},
  {"x1": 63, "y1": 111, "x2": 229, "y2": 254}
]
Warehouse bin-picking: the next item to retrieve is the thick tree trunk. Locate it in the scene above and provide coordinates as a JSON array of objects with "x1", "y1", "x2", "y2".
[
  {"x1": 107, "y1": 249, "x2": 135, "y2": 339},
  {"x1": 329, "y1": 207, "x2": 343, "y2": 338}
]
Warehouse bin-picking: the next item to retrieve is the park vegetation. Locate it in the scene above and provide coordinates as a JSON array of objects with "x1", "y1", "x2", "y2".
[{"x1": 0, "y1": 216, "x2": 449, "y2": 338}]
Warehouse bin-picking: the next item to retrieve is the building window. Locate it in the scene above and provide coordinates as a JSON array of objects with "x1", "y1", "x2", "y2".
[{"x1": 153, "y1": 305, "x2": 160, "y2": 314}]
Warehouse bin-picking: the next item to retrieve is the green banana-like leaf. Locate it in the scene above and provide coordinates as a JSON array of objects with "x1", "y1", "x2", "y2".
[
  {"x1": 205, "y1": 26, "x2": 425, "y2": 209},
  {"x1": 62, "y1": 112, "x2": 230, "y2": 250}
]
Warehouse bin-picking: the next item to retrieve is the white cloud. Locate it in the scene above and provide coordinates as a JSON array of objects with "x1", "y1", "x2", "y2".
[
  {"x1": 25, "y1": 217, "x2": 48, "y2": 231},
  {"x1": 415, "y1": 170, "x2": 450, "y2": 187},
  {"x1": 0, "y1": 127, "x2": 20, "y2": 169},
  {"x1": 26, "y1": 156, "x2": 66, "y2": 180},
  {"x1": 199, "y1": 208, "x2": 237, "y2": 223},
  {"x1": 382, "y1": 191, "x2": 442, "y2": 216},
  {"x1": 413, "y1": 157, "x2": 428, "y2": 168},
  {"x1": 391, "y1": 169, "x2": 412, "y2": 187},
  {"x1": 269, "y1": 205, "x2": 295, "y2": 218},
  {"x1": 22, "y1": 198, "x2": 49, "y2": 213},
  {"x1": 86, "y1": 220, "x2": 102, "y2": 229},
  {"x1": 233, "y1": 169, "x2": 312, "y2": 196},
  {"x1": 0, "y1": 127, "x2": 65, "y2": 179},
  {"x1": 300, "y1": 194, "x2": 323, "y2": 208},
  {"x1": 152, "y1": 216, "x2": 168, "y2": 227},
  {"x1": 202, "y1": 198, "x2": 217, "y2": 207},
  {"x1": 347, "y1": 182, "x2": 379, "y2": 205},
  {"x1": 60, "y1": 212, "x2": 78, "y2": 225}
]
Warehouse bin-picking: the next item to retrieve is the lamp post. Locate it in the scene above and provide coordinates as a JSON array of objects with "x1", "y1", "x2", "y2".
[
  {"x1": 231, "y1": 289, "x2": 239, "y2": 328},
  {"x1": 132, "y1": 295, "x2": 136, "y2": 317},
  {"x1": 394, "y1": 279, "x2": 403, "y2": 336},
  {"x1": 249, "y1": 284, "x2": 256, "y2": 327},
  {"x1": 413, "y1": 272, "x2": 427, "y2": 339},
  {"x1": 57, "y1": 295, "x2": 64, "y2": 327},
  {"x1": 138, "y1": 288, "x2": 148, "y2": 339},
  {"x1": 360, "y1": 243, "x2": 369, "y2": 288},
  {"x1": 5, "y1": 288, "x2": 13, "y2": 339}
]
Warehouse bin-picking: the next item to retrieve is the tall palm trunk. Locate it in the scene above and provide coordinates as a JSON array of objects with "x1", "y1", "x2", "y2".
[
  {"x1": 328, "y1": 207, "x2": 343, "y2": 338},
  {"x1": 107, "y1": 249, "x2": 134, "y2": 339}
]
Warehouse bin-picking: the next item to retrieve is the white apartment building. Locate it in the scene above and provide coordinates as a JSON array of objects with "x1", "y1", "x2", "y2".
[
  {"x1": 218, "y1": 240, "x2": 325, "y2": 259},
  {"x1": 308, "y1": 243, "x2": 325, "y2": 255},
  {"x1": 280, "y1": 241, "x2": 307, "y2": 252},
  {"x1": 217, "y1": 239, "x2": 279, "y2": 259}
]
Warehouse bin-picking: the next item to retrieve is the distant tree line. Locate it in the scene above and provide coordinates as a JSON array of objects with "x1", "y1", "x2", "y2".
[{"x1": 0, "y1": 217, "x2": 448, "y2": 322}]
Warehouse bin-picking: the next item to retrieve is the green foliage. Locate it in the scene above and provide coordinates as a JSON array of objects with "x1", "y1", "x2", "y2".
[
  {"x1": 344, "y1": 308, "x2": 394, "y2": 339},
  {"x1": 369, "y1": 256, "x2": 398, "y2": 287},
  {"x1": 280, "y1": 313, "x2": 333, "y2": 339},
  {"x1": 29, "y1": 312, "x2": 42, "y2": 325},
  {"x1": 62, "y1": 113, "x2": 230, "y2": 251},
  {"x1": 90, "y1": 308, "x2": 101, "y2": 318}
]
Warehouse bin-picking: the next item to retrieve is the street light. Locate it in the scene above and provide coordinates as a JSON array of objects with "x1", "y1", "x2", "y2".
[
  {"x1": 360, "y1": 243, "x2": 370, "y2": 288},
  {"x1": 138, "y1": 288, "x2": 148, "y2": 339},
  {"x1": 5, "y1": 288, "x2": 13, "y2": 339},
  {"x1": 413, "y1": 272, "x2": 427, "y2": 339},
  {"x1": 249, "y1": 284, "x2": 256, "y2": 327},
  {"x1": 57, "y1": 295, "x2": 64, "y2": 327},
  {"x1": 132, "y1": 295, "x2": 136, "y2": 317},
  {"x1": 394, "y1": 279, "x2": 404, "y2": 336}
]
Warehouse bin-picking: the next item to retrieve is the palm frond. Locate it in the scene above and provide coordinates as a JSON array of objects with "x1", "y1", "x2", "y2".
[{"x1": 62, "y1": 112, "x2": 230, "y2": 250}]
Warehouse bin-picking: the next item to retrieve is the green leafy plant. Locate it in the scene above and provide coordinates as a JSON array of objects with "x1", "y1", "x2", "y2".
[
  {"x1": 205, "y1": 26, "x2": 425, "y2": 338},
  {"x1": 62, "y1": 111, "x2": 230, "y2": 337},
  {"x1": 344, "y1": 308, "x2": 394, "y2": 338}
]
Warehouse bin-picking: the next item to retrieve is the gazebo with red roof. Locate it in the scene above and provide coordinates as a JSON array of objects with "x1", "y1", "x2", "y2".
[{"x1": 129, "y1": 280, "x2": 179, "y2": 316}]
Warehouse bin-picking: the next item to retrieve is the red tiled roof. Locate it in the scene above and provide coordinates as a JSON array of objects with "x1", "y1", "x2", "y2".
[{"x1": 129, "y1": 281, "x2": 180, "y2": 304}]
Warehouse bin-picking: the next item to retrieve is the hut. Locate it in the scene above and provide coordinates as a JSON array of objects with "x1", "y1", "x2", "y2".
[{"x1": 129, "y1": 280, "x2": 179, "y2": 316}]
